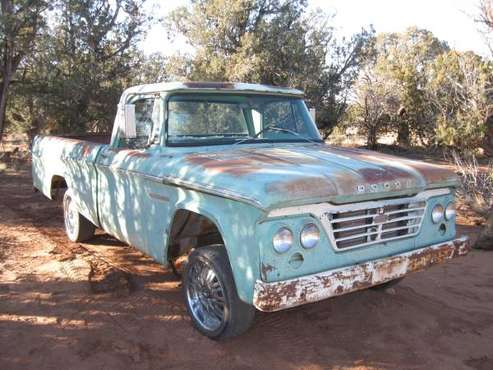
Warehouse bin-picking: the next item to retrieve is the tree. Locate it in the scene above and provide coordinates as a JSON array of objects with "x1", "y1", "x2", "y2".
[
  {"x1": 476, "y1": 0, "x2": 493, "y2": 155},
  {"x1": 478, "y1": 0, "x2": 493, "y2": 55},
  {"x1": 0, "y1": 0, "x2": 48, "y2": 141},
  {"x1": 133, "y1": 52, "x2": 169, "y2": 85},
  {"x1": 6, "y1": 0, "x2": 152, "y2": 136},
  {"x1": 372, "y1": 28, "x2": 449, "y2": 146},
  {"x1": 349, "y1": 66, "x2": 398, "y2": 149},
  {"x1": 49, "y1": 0, "x2": 151, "y2": 133},
  {"x1": 166, "y1": 0, "x2": 373, "y2": 137},
  {"x1": 427, "y1": 50, "x2": 492, "y2": 151}
]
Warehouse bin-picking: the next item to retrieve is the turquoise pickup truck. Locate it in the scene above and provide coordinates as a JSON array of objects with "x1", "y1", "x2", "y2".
[{"x1": 32, "y1": 82, "x2": 469, "y2": 339}]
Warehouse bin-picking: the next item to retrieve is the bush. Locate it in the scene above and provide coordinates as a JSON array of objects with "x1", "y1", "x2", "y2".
[{"x1": 453, "y1": 152, "x2": 493, "y2": 249}]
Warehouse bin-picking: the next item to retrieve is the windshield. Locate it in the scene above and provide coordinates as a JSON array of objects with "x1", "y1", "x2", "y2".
[{"x1": 166, "y1": 94, "x2": 322, "y2": 146}]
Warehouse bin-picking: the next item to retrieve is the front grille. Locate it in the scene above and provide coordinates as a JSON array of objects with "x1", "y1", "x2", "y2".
[{"x1": 328, "y1": 200, "x2": 426, "y2": 250}]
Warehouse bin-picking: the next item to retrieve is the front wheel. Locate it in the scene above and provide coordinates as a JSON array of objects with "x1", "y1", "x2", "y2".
[
  {"x1": 63, "y1": 190, "x2": 95, "y2": 242},
  {"x1": 183, "y1": 245, "x2": 255, "y2": 339}
]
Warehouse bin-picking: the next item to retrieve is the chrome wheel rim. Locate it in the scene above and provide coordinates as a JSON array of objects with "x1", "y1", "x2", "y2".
[
  {"x1": 186, "y1": 259, "x2": 226, "y2": 332},
  {"x1": 64, "y1": 196, "x2": 76, "y2": 237}
]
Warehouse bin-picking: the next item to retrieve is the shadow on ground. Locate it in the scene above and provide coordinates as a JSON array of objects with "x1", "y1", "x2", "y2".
[{"x1": 1, "y1": 162, "x2": 493, "y2": 370}]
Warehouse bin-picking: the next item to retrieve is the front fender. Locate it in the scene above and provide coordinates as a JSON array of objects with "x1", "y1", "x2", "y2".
[{"x1": 172, "y1": 191, "x2": 264, "y2": 304}]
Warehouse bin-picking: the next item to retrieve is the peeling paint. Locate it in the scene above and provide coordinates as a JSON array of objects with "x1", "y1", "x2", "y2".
[
  {"x1": 125, "y1": 150, "x2": 151, "y2": 159},
  {"x1": 253, "y1": 236, "x2": 470, "y2": 312},
  {"x1": 265, "y1": 177, "x2": 338, "y2": 198},
  {"x1": 184, "y1": 148, "x2": 319, "y2": 177},
  {"x1": 260, "y1": 262, "x2": 276, "y2": 281},
  {"x1": 318, "y1": 145, "x2": 458, "y2": 188}
]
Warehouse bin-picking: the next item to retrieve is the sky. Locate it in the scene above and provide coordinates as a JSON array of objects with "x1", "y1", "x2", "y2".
[{"x1": 142, "y1": 0, "x2": 490, "y2": 57}]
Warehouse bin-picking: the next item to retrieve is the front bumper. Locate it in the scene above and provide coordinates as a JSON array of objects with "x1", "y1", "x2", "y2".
[{"x1": 253, "y1": 236, "x2": 470, "y2": 312}]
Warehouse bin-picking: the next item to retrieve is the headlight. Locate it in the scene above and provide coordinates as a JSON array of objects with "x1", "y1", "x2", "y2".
[
  {"x1": 445, "y1": 202, "x2": 456, "y2": 220},
  {"x1": 300, "y1": 223, "x2": 320, "y2": 249},
  {"x1": 431, "y1": 204, "x2": 444, "y2": 224},
  {"x1": 273, "y1": 227, "x2": 293, "y2": 253}
]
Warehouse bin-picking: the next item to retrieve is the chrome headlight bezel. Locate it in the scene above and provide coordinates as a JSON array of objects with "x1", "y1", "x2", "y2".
[
  {"x1": 300, "y1": 223, "x2": 320, "y2": 249},
  {"x1": 431, "y1": 204, "x2": 444, "y2": 224},
  {"x1": 273, "y1": 227, "x2": 293, "y2": 254},
  {"x1": 445, "y1": 202, "x2": 456, "y2": 221}
]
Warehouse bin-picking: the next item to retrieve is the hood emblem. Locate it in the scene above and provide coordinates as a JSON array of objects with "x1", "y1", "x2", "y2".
[{"x1": 356, "y1": 179, "x2": 404, "y2": 194}]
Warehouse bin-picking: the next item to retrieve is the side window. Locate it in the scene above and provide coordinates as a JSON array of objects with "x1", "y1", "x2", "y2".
[{"x1": 120, "y1": 97, "x2": 156, "y2": 149}]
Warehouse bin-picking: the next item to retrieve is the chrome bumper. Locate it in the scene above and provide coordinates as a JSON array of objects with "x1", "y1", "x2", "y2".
[{"x1": 253, "y1": 236, "x2": 470, "y2": 312}]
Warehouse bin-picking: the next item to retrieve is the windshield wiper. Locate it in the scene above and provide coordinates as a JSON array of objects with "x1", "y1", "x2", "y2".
[{"x1": 234, "y1": 124, "x2": 321, "y2": 145}]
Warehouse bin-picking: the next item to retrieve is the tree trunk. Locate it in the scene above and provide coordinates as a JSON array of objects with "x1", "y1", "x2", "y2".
[
  {"x1": 397, "y1": 121, "x2": 410, "y2": 148},
  {"x1": 474, "y1": 210, "x2": 493, "y2": 250},
  {"x1": 482, "y1": 116, "x2": 493, "y2": 157},
  {"x1": 367, "y1": 126, "x2": 377, "y2": 150},
  {"x1": 0, "y1": 76, "x2": 11, "y2": 142}
]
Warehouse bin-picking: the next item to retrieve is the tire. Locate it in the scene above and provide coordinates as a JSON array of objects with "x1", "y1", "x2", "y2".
[
  {"x1": 63, "y1": 190, "x2": 95, "y2": 242},
  {"x1": 371, "y1": 277, "x2": 404, "y2": 290},
  {"x1": 183, "y1": 245, "x2": 255, "y2": 339}
]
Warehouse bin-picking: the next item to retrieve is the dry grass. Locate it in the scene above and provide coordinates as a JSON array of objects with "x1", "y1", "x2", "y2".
[{"x1": 452, "y1": 152, "x2": 493, "y2": 217}]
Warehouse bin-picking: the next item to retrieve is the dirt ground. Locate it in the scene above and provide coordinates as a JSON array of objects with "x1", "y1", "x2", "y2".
[{"x1": 1, "y1": 160, "x2": 493, "y2": 370}]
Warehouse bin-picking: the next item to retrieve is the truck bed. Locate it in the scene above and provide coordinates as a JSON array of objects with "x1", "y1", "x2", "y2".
[
  {"x1": 58, "y1": 133, "x2": 111, "y2": 144},
  {"x1": 31, "y1": 134, "x2": 109, "y2": 227}
]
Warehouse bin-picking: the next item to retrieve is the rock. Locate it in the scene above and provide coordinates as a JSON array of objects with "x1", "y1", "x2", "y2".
[
  {"x1": 474, "y1": 235, "x2": 493, "y2": 250},
  {"x1": 88, "y1": 260, "x2": 133, "y2": 295},
  {"x1": 473, "y1": 212, "x2": 493, "y2": 250},
  {"x1": 386, "y1": 287, "x2": 397, "y2": 295}
]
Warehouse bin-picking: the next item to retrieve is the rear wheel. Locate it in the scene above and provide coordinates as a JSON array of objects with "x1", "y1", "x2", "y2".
[
  {"x1": 63, "y1": 190, "x2": 95, "y2": 242},
  {"x1": 183, "y1": 245, "x2": 255, "y2": 339}
]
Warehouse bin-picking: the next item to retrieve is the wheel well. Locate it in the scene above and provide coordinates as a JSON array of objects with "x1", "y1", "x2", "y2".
[
  {"x1": 167, "y1": 210, "x2": 224, "y2": 262},
  {"x1": 50, "y1": 175, "x2": 67, "y2": 200}
]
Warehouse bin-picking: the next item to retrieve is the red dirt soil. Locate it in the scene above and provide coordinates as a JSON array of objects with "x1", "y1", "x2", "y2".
[{"x1": 1, "y1": 162, "x2": 493, "y2": 370}]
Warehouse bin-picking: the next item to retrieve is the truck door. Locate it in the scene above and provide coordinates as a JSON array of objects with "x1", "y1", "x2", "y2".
[{"x1": 96, "y1": 95, "x2": 169, "y2": 261}]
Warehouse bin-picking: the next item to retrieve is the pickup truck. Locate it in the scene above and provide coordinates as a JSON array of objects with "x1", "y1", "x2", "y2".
[{"x1": 32, "y1": 82, "x2": 470, "y2": 339}]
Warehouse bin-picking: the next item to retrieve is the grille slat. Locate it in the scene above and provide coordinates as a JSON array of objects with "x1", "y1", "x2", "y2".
[
  {"x1": 328, "y1": 200, "x2": 426, "y2": 250},
  {"x1": 385, "y1": 206, "x2": 426, "y2": 215},
  {"x1": 334, "y1": 215, "x2": 423, "y2": 233},
  {"x1": 335, "y1": 224, "x2": 419, "y2": 242}
]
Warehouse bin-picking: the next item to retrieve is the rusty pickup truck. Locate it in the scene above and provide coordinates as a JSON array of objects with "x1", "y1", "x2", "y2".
[{"x1": 32, "y1": 82, "x2": 469, "y2": 339}]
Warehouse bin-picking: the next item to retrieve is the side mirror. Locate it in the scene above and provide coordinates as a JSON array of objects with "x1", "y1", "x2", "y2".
[
  {"x1": 121, "y1": 104, "x2": 137, "y2": 139},
  {"x1": 309, "y1": 108, "x2": 316, "y2": 123}
]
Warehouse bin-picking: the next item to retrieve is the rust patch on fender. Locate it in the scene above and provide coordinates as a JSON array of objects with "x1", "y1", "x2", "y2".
[
  {"x1": 125, "y1": 150, "x2": 151, "y2": 159},
  {"x1": 81, "y1": 142, "x2": 99, "y2": 157},
  {"x1": 260, "y1": 262, "x2": 276, "y2": 281}
]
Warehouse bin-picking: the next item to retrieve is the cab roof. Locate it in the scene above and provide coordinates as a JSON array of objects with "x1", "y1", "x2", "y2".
[{"x1": 122, "y1": 81, "x2": 304, "y2": 98}]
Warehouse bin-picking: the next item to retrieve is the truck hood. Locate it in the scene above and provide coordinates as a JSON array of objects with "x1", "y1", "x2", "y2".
[{"x1": 158, "y1": 143, "x2": 458, "y2": 210}]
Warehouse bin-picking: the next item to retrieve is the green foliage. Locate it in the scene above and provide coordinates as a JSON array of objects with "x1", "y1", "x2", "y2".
[
  {"x1": 0, "y1": 0, "x2": 49, "y2": 140},
  {"x1": 348, "y1": 66, "x2": 399, "y2": 149},
  {"x1": 6, "y1": 0, "x2": 152, "y2": 137},
  {"x1": 3, "y1": 0, "x2": 491, "y2": 155},
  {"x1": 166, "y1": 0, "x2": 374, "y2": 137},
  {"x1": 429, "y1": 51, "x2": 493, "y2": 150},
  {"x1": 347, "y1": 27, "x2": 492, "y2": 152},
  {"x1": 372, "y1": 28, "x2": 449, "y2": 146}
]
